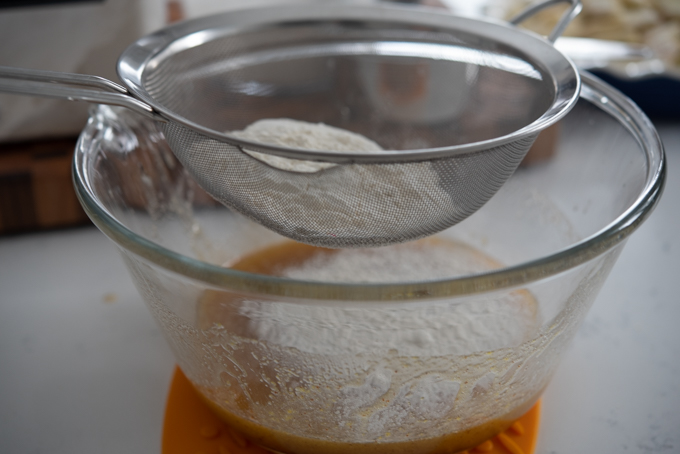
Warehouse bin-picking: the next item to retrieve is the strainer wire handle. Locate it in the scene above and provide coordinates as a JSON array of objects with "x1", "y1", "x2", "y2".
[
  {"x1": 0, "y1": 65, "x2": 164, "y2": 121},
  {"x1": 509, "y1": 0, "x2": 582, "y2": 43}
]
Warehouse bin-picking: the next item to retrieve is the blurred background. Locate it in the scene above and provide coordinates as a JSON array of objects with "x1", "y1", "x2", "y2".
[
  {"x1": 0, "y1": 0, "x2": 678, "y2": 235},
  {"x1": 0, "y1": 2, "x2": 678, "y2": 454},
  {"x1": 1, "y1": 0, "x2": 679, "y2": 235}
]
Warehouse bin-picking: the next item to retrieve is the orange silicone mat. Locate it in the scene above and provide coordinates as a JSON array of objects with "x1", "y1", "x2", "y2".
[{"x1": 162, "y1": 367, "x2": 540, "y2": 454}]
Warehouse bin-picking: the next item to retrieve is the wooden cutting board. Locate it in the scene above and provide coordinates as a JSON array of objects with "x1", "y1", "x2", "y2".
[{"x1": 0, "y1": 137, "x2": 90, "y2": 234}]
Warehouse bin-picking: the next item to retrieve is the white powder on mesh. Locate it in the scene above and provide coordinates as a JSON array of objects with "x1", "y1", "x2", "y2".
[
  {"x1": 227, "y1": 118, "x2": 455, "y2": 244},
  {"x1": 230, "y1": 118, "x2": 384, "y2": 173},
  {"x1": 238, "y1": 240, "x2": 539, "y2": 358}
]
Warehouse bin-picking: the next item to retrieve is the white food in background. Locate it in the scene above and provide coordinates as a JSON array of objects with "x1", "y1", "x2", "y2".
[
  {"x1": 645, "y1": 22, "x2": 680, "y2": 62},
  {"x1": 504, "y1": 0, "x2": 680, "y2": 68},
  {"x1": 656, "y1": 0, "x2": 680, "y2": 18}
]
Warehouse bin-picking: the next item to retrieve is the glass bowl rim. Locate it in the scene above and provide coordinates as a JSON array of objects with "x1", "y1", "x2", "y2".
[{"x1": 73, "y1": 72, "x2": 665, "y2": 302}]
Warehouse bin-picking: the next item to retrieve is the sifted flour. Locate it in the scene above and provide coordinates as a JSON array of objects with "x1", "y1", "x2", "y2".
[
  {"x1": 195, "y1": 238, "x2": 543, "y2": 447},
  {"x1": 233, "y1": 239, "x2": 539, "y2": 358}
]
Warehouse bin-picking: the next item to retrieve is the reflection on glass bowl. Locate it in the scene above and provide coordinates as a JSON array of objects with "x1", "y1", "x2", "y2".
[{"x1": 73, "y1": 72, "x2": 664, "y2": 454}]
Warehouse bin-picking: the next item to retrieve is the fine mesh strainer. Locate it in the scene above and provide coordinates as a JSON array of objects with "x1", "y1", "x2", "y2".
[{"x1": 0, "y1": 0, "x2": 581, "y2": 248}]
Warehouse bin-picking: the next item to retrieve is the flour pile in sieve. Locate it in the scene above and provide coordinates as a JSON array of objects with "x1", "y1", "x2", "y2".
[
  {"x1": 228, "y1": 119, "x2": 455, "y2": 246},
  {"x1": 231, "y1": 118, "x2": 384, "y2": 173}
]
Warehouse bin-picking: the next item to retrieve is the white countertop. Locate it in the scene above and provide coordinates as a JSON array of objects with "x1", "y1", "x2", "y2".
[{"x1": 1, "y1": 124, "x2": 678, "y2": 454}]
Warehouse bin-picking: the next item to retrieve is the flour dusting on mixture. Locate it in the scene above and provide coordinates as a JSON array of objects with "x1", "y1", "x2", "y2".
[
  {"x1": 197, "y1": 238, "x2": 544, "y2": 445},
  {"x1": 236, "y1": 239, "x2": 539, "y2": 358}
]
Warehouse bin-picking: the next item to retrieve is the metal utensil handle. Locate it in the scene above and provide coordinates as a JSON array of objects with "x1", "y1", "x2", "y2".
[
  {"x1": 510, "y1": 0, "x2": 582, "y2": 43},
  {"x1": 0, "y1": 66, "x2": 164, "y2": 121}
]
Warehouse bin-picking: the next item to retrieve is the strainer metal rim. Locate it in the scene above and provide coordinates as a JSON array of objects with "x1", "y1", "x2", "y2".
[
  {"x1": 73, "y1": 72, "x2": 665, "y2": 302},
  {"x1": 117, "y1": 3, "x2": 581, "y2": 163}
]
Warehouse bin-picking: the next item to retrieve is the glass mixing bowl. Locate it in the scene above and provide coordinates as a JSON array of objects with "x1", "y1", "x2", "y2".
[{"x1": 73, "y1": 72, "x2": 664, "y2": 454}]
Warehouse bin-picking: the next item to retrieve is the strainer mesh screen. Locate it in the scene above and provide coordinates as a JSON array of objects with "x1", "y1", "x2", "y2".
[
  {"x1": 163, "y1": 121, "x2": 537, "y2": 247},
  {"x1": 142, "y1": 21, "x2": 553, "y2": 148},
  {"x1": 136, "y1": 15, "x2": 553, "y2": 247}
]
